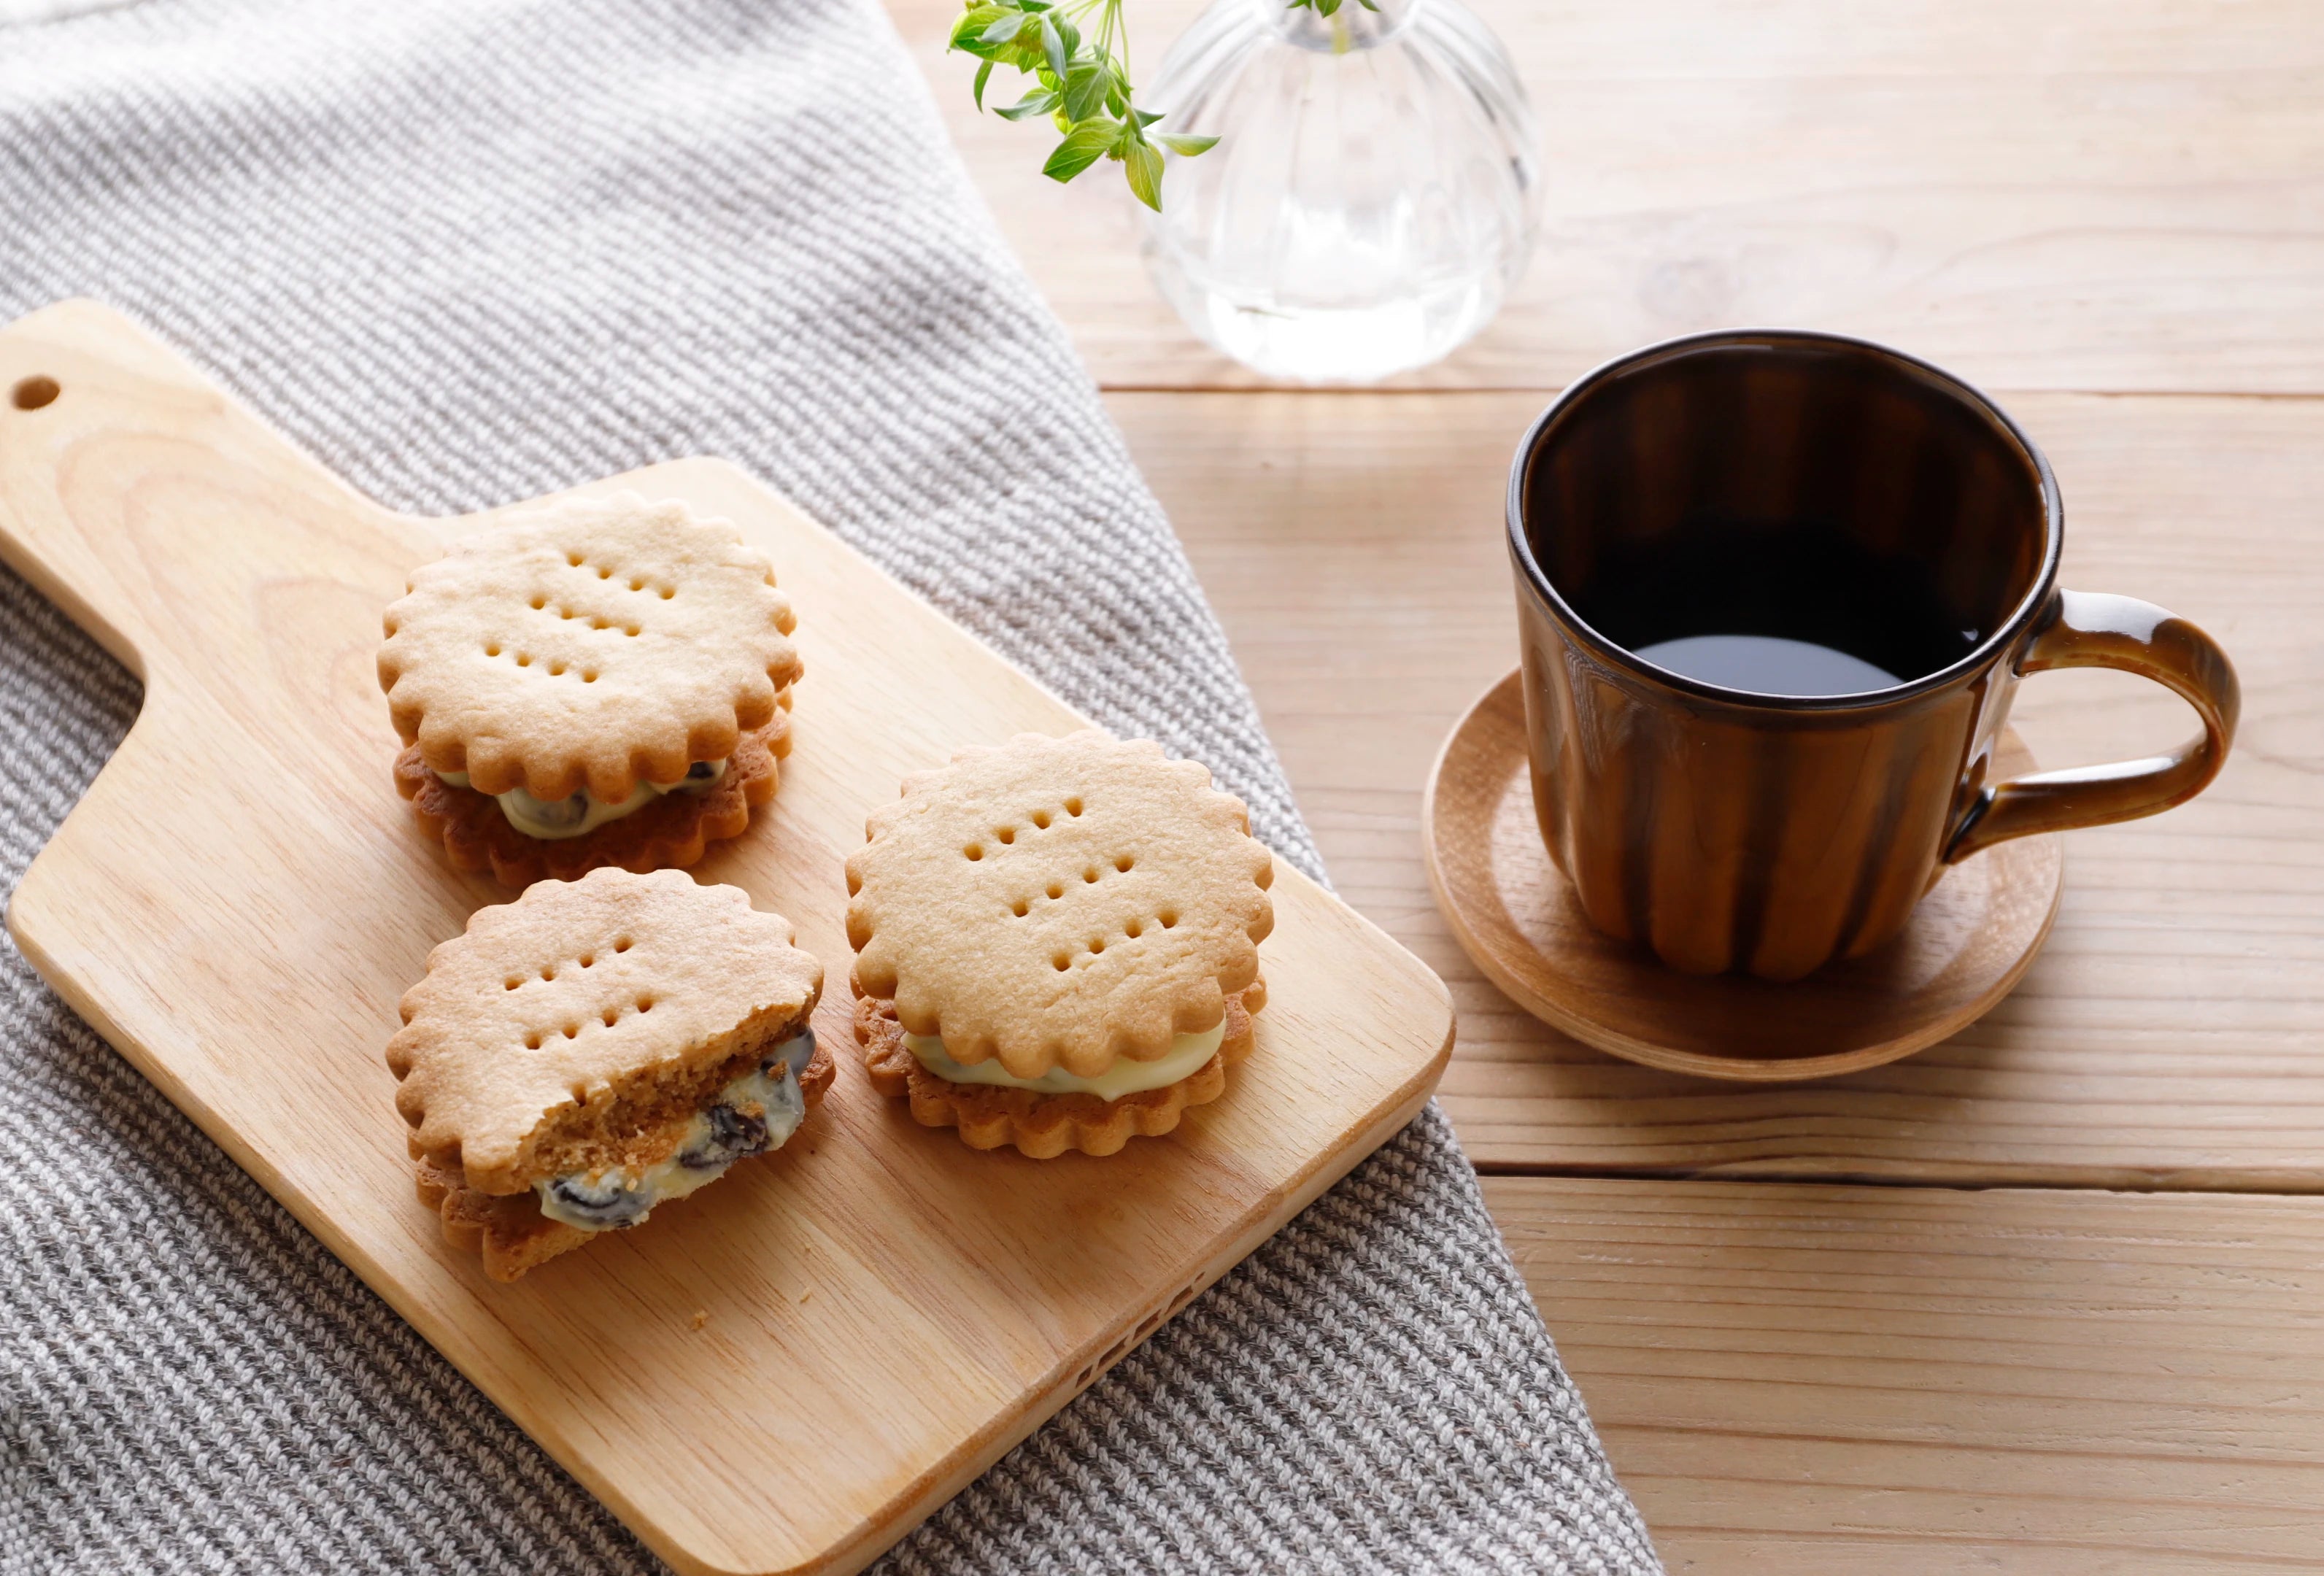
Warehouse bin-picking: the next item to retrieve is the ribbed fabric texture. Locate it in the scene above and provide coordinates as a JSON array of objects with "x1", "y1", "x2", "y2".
[{"x1": 0, "y1": 2, "x2": 1659, "y2": 1572}]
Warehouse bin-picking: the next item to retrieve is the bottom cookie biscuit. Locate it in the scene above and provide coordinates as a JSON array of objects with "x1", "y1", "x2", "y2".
[
  {"x1": 853, "y1": 984, "x2": 1261, "y2": 1160},
  {"x1": 394, "y1": 703, "x2": 790, "y2": 888},
  {"x1": 417, "y1": 1155, "x2": 592, "y2": 1282}
]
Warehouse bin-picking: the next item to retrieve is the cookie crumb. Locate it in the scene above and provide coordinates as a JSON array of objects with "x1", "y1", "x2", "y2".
[{"x1": 689, "y1": 1309, "x2": 709, "y2": 1330}]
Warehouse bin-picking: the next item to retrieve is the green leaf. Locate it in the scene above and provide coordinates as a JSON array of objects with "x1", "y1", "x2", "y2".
[
  {"x1": 994, "y1": 89, "x2": 1059, "y2": 121},
  {"x1": 1043, "y1": 119, "x2": 1118, "y2": 182},
  {"x1": 1123, "y1": 139, "x2": 1165, "y2": 210},
  {"x1": 949, "y1": 5, "x2": 1008, "y2": 53},
  {"x1": 957, "y1": 0, "x2": 1206, "y2": 205},
  {"x1": 1062, "y1": 61, "x2": 1108, "y2": 122}
]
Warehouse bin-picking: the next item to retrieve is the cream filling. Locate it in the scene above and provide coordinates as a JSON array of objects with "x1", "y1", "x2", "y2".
[
  {"x1": 436, "y1": 760, "x2": 727, "y2": 841},
  {"x1": 903, "y1": 1021, "x2": 1224, "y2": 1102},
  {"x1": 534, "y1": 1031, "x2": 814, "y2": 1233}
]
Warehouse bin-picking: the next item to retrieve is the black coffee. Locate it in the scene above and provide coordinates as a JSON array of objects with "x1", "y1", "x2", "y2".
[
  {"x1": 1633, "y1": 634, "x2": 1899, "y2": 696},
  {"x1": 1564, "y1": 517, "x2": 1980, "y2": 696}
]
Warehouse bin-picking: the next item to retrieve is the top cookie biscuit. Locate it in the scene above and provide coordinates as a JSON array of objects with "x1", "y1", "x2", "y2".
[
  {"x1": 387, "y1": 867, "x2": 823, "y2": 1194},
  {"x1": 378, "y1": 492, "x2": 801, "y2": 803},
  {"x1": 845, "y1": 731, "x2": 1273, "y2": 1080}
]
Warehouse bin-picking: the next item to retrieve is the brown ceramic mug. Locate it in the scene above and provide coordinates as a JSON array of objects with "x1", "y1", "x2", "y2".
[{"x1": 1506, "y1": 329, "x2": 2239, "y2": 982}]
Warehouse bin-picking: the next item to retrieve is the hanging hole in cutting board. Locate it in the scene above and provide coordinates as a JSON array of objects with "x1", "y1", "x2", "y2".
[{"x1": 12, "y1": 376, "x2": 60, "y2": 410}]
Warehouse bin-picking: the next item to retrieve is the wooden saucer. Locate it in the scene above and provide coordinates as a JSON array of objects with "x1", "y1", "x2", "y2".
[{"x1": 1422, "y1": 671, "x2": 2064, "y2": 1081}]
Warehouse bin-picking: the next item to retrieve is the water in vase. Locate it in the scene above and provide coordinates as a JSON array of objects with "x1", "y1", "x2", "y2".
[{"x1": 1141, "y1": 0, "x2": 1541, "y2": 384}]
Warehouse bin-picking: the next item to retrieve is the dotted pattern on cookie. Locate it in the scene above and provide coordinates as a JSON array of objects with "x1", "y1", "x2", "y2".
[
  {"x1": 386, "y1": 868, "x2": 822, "y2": 1195},
  {"x1": 846, "y1": 731, "x2": 1273, "y2": 1080},
  {"x1": 377, "y1": 491, "x2": 802, "y2": 803}
]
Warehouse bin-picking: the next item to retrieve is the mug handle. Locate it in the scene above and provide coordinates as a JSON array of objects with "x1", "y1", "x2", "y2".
[{"x1": 1945, "y1": 589, "x2": 2241, "y2": 862}]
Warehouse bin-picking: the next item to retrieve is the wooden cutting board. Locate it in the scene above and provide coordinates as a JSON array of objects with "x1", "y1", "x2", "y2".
[{"x1": 0, "y1": 301, "x2": 1453, "y2": 1576}]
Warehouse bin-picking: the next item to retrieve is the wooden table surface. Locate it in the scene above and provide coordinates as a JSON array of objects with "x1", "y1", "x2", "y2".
[{"x1": 889, "y1": 2, "x2": 2324, "y2": 1568}]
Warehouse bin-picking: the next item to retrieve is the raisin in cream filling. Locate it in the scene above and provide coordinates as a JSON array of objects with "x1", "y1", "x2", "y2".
[
  {"x1": 534, "y1": 1030, "x2": 814, "y2": 1232},
  {"x1": 902, "y1": 1021, "x2": 1224, "y2": 1102},
  {"x1": 435, "y1": 760, "x2": 727, "y2": 840}
]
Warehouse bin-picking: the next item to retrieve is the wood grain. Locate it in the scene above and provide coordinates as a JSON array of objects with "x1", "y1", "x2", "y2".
[
  {"x1": 0, "y1": 301, "x2": 1453, "y2": 1576},
  {"x1": 1424, "y1": 672, "x2": 2065, "y2": 1080},
  {"x1": 887, "y1": 0, "x2": 2324, "y2": 394},
  {"x1": 1488, "y1": 1176, "x2": 2324, "y2": 1573},
  {"x1": 1119, "y1": 385, "x2": 2324, "y2": 1185},
  {"x1": 893, "y1": 4, "x2": 2324, "y2": 1560}
]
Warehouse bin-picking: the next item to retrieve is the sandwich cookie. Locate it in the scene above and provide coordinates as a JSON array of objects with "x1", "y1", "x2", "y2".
[
  {"x1": 388, "y1": 868, "x2": 830, "y2": 1281},
  {"x1": 378, "y1": 492, "x2": 801, "y2": 886},
  {"x1": 846, "y1": 730, "x2": 1273, "y2": 1159}
]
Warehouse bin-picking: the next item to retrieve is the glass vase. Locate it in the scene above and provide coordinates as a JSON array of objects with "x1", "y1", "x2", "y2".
[{"x1": 1140, "y1": 0, "x2": 1541, "y2": 383}]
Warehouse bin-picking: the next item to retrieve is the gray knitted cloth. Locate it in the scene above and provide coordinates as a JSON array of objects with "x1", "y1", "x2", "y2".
[{"x1": 0, "y1": 2, "x2": 1656, "y2": 1572}]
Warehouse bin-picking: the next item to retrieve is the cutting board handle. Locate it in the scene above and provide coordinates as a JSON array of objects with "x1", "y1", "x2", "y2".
[{"x1": 0, "y1": 298, "x2": 416, "y2": 692}]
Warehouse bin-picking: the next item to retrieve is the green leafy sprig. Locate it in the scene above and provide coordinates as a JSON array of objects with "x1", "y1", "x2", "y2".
[{"x1": 949, "y1": 0, "x2": 1217, "y2": 211}]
